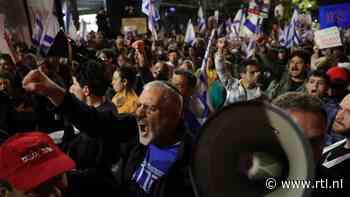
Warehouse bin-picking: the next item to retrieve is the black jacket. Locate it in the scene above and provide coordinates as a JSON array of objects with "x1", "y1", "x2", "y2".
[
  {"x1": 57, "y1": 92, "x2": 195, "y2": 197},
  {"x1": 0, "y1": 91, "x2": 37, "y2": 135},
  {"x1": 113, "y1": 127, "x2": 195, "y2": 197}
]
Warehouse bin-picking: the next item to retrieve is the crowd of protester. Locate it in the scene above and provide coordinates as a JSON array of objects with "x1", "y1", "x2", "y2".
[{"x1": 1, "y1": 5, "x2": 350, "y2": 197}]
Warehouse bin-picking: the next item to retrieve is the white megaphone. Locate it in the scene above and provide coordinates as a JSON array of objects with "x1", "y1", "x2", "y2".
[{"x1": 190, "y1": 101, "x2": 314, "y2": 197}]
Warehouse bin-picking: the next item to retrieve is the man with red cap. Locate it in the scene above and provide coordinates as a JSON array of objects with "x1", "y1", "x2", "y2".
[
  {"x1": 324, "y1": 66, "x2": 350, "y2": 146},
  {"x1": 0, "y1": 132, "x2": 75, "y2": 197}
]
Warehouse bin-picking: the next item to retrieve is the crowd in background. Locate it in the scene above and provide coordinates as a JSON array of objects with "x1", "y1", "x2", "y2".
[{"x1": 1, "y1": 2, "x2": 350, "y2": 196}]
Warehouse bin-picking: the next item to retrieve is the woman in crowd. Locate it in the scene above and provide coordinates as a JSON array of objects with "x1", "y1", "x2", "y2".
[{"x1": 111, "y1": 66, "x2": 138, "y2": 114}]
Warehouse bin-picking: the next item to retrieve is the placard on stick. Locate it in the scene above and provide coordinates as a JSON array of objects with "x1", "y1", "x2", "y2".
[{"x1": 314, "y1": 26, "x2": 342, "y2": 49}]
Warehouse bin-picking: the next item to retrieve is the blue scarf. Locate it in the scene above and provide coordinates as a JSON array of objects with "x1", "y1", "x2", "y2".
[{"x1": 132, "y1": 142, "x2": 181, "y2": 193}]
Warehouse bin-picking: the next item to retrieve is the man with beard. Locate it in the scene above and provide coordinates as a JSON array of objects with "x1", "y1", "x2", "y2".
[
  {"x1": 320, "y1": 93, "x2": 350, "y2": 196},
  {"x1": 266, "y1": 50, "x2": 309, "y2": 100},
  {"x1": 22, "y1": 69, "x2": 195, "y2": 197},
  {"x1": 323, "y1": 67, "x2": 349, "y2": 146}
]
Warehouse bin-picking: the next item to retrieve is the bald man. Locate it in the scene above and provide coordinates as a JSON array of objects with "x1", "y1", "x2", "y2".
[
  {"x1": 320, "y1": 94, "x2": 350, "y2": 196},
  {"x1": 22, "y1": 69, "x2": 194, "y2": 197}
]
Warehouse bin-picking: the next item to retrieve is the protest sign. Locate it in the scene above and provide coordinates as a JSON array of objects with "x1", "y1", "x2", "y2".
[
  {"x1": 121, "y1": 18, "x2": 147, "y2": 34},
  {"x1": 314, "y1": 26, "x2": 342, "y2": 49}
]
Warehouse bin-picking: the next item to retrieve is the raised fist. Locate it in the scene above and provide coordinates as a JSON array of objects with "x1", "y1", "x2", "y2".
[
  {"x1": 22, "y1": 69, "x2": 55, "y2": 96},
  {"x1": 22, "y1": 69, "x2": 65, "y2": 106}
]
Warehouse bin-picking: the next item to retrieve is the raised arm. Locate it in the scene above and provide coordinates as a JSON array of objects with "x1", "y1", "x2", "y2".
[
  {"x1": 22, "y1": 69, "x2": 137, "y2": 141},
  {"x1": 215, "y1": 37, "x2": 239, "y2": 89}
]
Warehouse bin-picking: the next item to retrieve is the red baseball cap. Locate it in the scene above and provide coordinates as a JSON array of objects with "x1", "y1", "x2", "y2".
[
  {"x1": 326, "y1": 67, "x2": 349, "y2": 83},
  {"x1": 0, "y1": 132, "x2": 75, "y2": 192}
]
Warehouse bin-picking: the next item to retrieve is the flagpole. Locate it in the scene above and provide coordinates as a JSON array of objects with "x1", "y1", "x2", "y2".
[
  {"x1": 67, "y1": 36, "x2": 74, "y2": 75},
  {"x1": 200, "y1": 29, "x2": 216, "y2": 75}
]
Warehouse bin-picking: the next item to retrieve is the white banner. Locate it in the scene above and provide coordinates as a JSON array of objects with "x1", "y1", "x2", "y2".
[{"x1": 314, "y1": 26, "x2": 342, "y2": 49}]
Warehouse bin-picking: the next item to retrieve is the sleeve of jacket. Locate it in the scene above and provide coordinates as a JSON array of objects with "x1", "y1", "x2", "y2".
[
  {"x1": 56, "y1": 92, "x2": 138, "y2": 142},
  {"x1": 0, "y1": 92, "x2": 37, "y2": 135},
  {"x1": 265, "y1": 80, "x2": 278, "y2": 100}
]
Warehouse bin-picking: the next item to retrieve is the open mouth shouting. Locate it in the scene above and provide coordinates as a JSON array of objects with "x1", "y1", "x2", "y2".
[{"x1": 137, "y1": 119, "x2": 148, "y2": 136}]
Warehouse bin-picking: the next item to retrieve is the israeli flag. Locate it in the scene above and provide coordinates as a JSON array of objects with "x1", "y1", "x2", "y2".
[
  {"x1": 142, "y1": 0, "x2": 150, "y2": 15},
  {"x1": 184, "y1": 19, "x2": 196, "y2": 45},
  {"x1": 283, "y1": 8, "x2": 301, "y2": 48},
  {"x1": 245, "y1": 36, "x2": 256, "y2": 59},
  {"x1": 148, "y1": 14, "x2": 158, "y2": 40},
  {"x1": 225, "y1": 18, "x2": 232, "y2": 34},
  {"x1": 32, "y1": 14, "x2": 59, "y2": 55},
  {"x1": 231, "y1": 9, "x2": 245, "y2": 37},
  {"x1": 40, "y1": 14, "x2": 59, "y2": 55},
  {"x1": 142, "y1": 0, "x2": 160, "y2": 21},
  {"x1": 197, "y1": 6, "x2": 206, "y2": 32},
  {"x1": 196, "y1": 29, "x2": 216, "y2": 117},
  {"x1": 241, "y1": 0, "x2": 263, "y2": 37},
  {"x1": 64, "y1": 3, "x2": 77, "y2": 40},
  {"x1": 32, "y1": 15, "x2": 44, "y2": 46},
  {"x1": 242, "y1": 14, "x2": 261, "y2": 37},
  {"x1": 142, "y1": 0, "x2": 160, "y2": 40}
]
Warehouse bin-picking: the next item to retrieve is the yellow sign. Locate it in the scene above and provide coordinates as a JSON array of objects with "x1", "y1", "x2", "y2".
[{"x1": 121, "y1": 17, "x2": 147, "y2": 34}]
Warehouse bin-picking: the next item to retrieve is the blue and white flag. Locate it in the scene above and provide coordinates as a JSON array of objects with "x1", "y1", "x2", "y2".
[
  {"x1": 240, "y1": 0, "x2": 263, "y2": 37},
  {"x1": 142, "y1": 0, "x2": 160, "y2": 40},
  {"x1": 225, "y1": 18, "x2": 232, "y2": 34},
  {"x1": 63, "y1": 3, "x2": 77, "y2": 41},
  {"x1": 243, "y1": 15, "x2": 259, "y2": 35},
  {"x1": 32, "y1": 15, "x2": 44, "y2": 46},
  {"x1": 195, "y1": 29, "x2": 216, "y2": 118},
  {"x1": 282, "y1": 8, "x2": 301, "y2": 48},
  {"x1": 231, "y1": 9, "x2": 245, "y2": 37},
  {"x1": 245, "y1": 36, "x2": 256, "y2": 59},
  {"x1": 142, "y1": 0, "x2": 160, "y2": 20},
  {"x1": 32, "y1": 14, "x2": 59, "y2": 55},
  {"x1": 197, "y1": 6, "x2": 206, "y2": 32},
  {"x1": 40, "y1": 14, "x2": 60, "y2": 55},
  {"x1": 184, "y1": 19, "x2": 196, "y2": 45},
  {"x1": 142, "y1": 0, "x2": 150, "y2": 15}
]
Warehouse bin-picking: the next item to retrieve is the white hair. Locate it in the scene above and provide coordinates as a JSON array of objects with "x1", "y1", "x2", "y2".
[{"x1": 144, "y1": 81, "x2": 183, "y2": 115}]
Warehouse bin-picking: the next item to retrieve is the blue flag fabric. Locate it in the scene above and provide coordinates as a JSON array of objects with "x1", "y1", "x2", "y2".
[{"x1": 132, "y1": 143, "x2": 180, "y2": 193}]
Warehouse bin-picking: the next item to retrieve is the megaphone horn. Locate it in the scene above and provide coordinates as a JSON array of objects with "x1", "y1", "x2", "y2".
[{"x1": 190, "y1": 101, "x2": 314, "y2": 197}]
